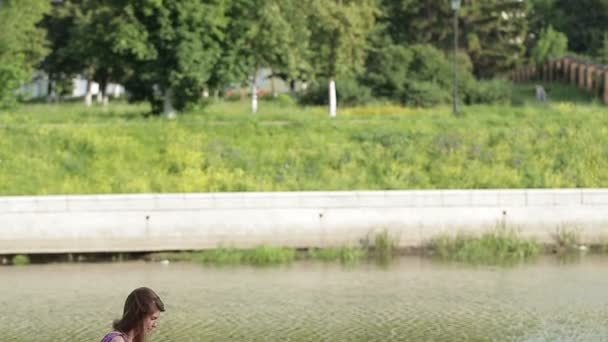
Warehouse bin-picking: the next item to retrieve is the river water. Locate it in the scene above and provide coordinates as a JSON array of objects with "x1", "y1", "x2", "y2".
[{"x1": 1, "y1": 255, "x2": 607, "y2": 341}]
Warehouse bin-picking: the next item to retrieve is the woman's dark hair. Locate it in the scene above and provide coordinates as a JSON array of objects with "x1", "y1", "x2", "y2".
[{"x1": 113, "y1": 287, "x2": 165, "y2": 342}]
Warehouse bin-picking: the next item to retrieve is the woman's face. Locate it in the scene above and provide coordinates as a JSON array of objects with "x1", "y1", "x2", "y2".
[{"x1": 144, "y1": 309, "x2": 161, "y2": 334}]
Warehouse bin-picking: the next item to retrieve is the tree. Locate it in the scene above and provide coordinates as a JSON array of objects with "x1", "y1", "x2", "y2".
[
  {"x1": 307, "y1": 0, "x2": 378, "y2": 116},
  {"x1": 553, "y1": 0, "x2": 608, "y2": 55},
  {"x1": 530, "y1": 26, "x2": 568, "y2": 64},
  {"x1": 598, "y1": 32, "x2": 608, "y2": 64},
  {"x1": 528, "y1": 0, "x2": 608, "y2": 57},
  {"x1": 111, "y1": 0, "x2": 228, "y2": 116},
  {"x1": 39, "y1": 1, "x2": 79, "y2": 101},
  {"x1": 0, "y1": 0, "x2": 49, "y2": 108},
  {"x1": 209, "y1": 0, "x2": 311, "y2": 113},
  {"x1": 380, "y1": 0, "x2": 530, "y2": 77}
]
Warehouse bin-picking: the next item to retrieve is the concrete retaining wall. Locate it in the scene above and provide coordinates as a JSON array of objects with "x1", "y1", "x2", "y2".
[{"x1": 1, "y1": 189, "x2": 608, "y2": 254}]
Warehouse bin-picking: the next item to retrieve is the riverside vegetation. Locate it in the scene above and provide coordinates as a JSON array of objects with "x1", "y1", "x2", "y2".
[
  {"x1": 4, "y1": 226, "x2": 604, "y2": 267},
  {"x1": 0, "y1": 83, "x2": 606, "y2": 195}
]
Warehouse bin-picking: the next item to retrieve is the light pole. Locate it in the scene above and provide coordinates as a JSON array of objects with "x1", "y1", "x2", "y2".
[{"x1": 451, "y1": 0, "x2": 461, "y2": 115}]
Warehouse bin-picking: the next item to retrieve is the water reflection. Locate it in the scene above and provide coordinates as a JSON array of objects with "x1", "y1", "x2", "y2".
[{"x1": 2, "y1": 256, "x2": 608, "y2": 341}]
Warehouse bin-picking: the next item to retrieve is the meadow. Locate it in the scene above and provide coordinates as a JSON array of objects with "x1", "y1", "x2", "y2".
[{"x1": 0, "y1": 83, "x2": 606, "y2": 195}]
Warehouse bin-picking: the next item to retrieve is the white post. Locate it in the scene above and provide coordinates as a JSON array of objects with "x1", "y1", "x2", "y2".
[
  {"x1": 329, "y1": 79, "x2": 337, "y2": 117},
  {"x1": 163, "y1": 88, "x2": 176, "y2": 119},
  {"x1": 251, "y1": 73, "x2": 258, "y2": 114}
]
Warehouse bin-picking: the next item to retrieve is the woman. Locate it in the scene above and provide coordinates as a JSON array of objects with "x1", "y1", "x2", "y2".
[{"x1": 101, "y1": 287, "x2": 165, "y2": 342}]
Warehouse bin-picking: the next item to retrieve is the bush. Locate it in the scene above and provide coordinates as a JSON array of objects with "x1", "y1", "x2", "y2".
[
  {"x1": 402, "y1": 81, "x2": 451, "y2": 107},
  {"x1": 12, "y1": 254, "x2": 30, "y2": 266},
  {"x1": 363, "y1": 43, "x2": 477, "y2": 106},
  {"x1": 465, "y1": 79, "x2": 512, "y2": 104},
  {"x1": 364, "y1": 44, "x2": 413, "y2": 99},
  {"x1": 0, "y1": 61, "x2": 27, "y2": 109},
  {"x1": 531, "y1": 26, "x2": 568, "y2": 65}
]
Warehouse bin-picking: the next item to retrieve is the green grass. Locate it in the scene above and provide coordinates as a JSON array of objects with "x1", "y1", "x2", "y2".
[
  {"x1": 307, "y1": 246, "x2": 367, "y2": 263},
  {"x1": 151, "y1": 245, "x2": 296, "y2": 266},
  {"x1": 1, "y1": 83, "x2": 607, "y2": 195},
  {"x1": 372, "y1": 229, "x2": 398, "y2": 257},
  {"x1": 427, "y1": 228, "x2": 542, "y2": 264}
]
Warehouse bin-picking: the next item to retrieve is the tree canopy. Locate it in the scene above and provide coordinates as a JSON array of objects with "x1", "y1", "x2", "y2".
[{"x1": 2, "y1": 0, "x2": 606, "y2": 111}]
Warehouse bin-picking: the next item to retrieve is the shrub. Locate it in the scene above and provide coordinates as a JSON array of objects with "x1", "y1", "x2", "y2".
[
  {"x1": 12, "y1": 254, "x2": 30, "y2": 266},
  {"x1": 465, "y1": 79, "x2": 512, "y2": 104},
  {"x1": 364, "y1": 44, "x2": 413, "y2": 99},
  {"x1": 530, "y1": 26, "x2": 568, "y2": 65},
  {"x1": 403, "y1": 81, "x2": 451, "y2": 107},
  {"x1": 428, "y1": 228, "x2": 541, "y2": 264}
]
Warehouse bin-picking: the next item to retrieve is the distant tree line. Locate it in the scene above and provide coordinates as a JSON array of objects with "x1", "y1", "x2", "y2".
[{"x1": 1, "y1": 0, "x2": 607, "y2": 113}]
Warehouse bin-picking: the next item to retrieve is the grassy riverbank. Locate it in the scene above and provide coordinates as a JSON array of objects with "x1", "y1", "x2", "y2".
[{"x1": 1, "y1": 83, "x2": 607, "y2": 195}]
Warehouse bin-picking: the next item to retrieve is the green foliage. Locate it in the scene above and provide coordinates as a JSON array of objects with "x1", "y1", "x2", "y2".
[
  {"x1": 308, "y1": 0, "x2": 378, "y2": 79},
  {"x1": 553, "y1": 0, "x2": 608, "y2": 55},
  {"x1": 531, "y1": 26, "x2": 568, "y2": 64},
  {"x1": 364, "y1": 44, "x2": 413, "y2": 99},
  {"x1": 151, "y1": 246, "x2": 296, "y2": 266},
  {"x1": 12, "y1": 254, "x2": 31, "y2": 266},
  {"x1": 211, "y1": 0, "x2": 311, "y2": 92},
  {"x1": 2, "y1": 93, "x2": 608, "y2": 194},
  {"x1": 308, "y1": 246, "x2": 367, "y2": 263},
  {"x1": 0, "y1": 60, "x2": 27, "y2": 108},
  {"x1": 0, "y1": 0, "x2": 49, "y2": 108},
  {"x1": 428, "y1": 228, "x2": 541, "y2": 264},
  {"x1": 266, "y1": 93, "x2": 297, "y2": 107},
  {"x1": 381, "y1": 0, "x2": 530, "y2": 77},
  {"x1": 403, "y1": 81, "x2": 452, "y2": 107},
  {"x1": 113, "y1": 0, "x2": 228, "y2": 114},
  {"x1": 372, "y1": 230, "x2": 397, "y2": 258},
  {"x1": 364, "y1": 43, "x2": 498, "y2": 107},
  {"x1": 246, "y1": 245, "x2": 296, "y2": 265},
  {"x1": 598, "y1": 32, "x2": 608, "y2": 64},
  {"x1": 465, "y1": 79, "x2": 512, "y2": 105}
]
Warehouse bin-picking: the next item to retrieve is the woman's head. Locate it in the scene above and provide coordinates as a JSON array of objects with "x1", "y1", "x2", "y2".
[{"x1": 113, "y1": 287, "x2": 165, "y2": 342}]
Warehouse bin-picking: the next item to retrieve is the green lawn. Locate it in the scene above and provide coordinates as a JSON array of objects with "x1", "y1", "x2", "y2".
[{"x1": 0, "y1": 83, "x2": 606, "y2": 195}]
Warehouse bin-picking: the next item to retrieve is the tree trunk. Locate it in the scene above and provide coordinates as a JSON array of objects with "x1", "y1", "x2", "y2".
[
  {"x1": 46, "y1": 75, "x2": 56, "y2": 103},
  {"x1": 100, "y1": 76, "x2": 109, "y2": 106},
  {"x1": 289, "y1": 79, "x2": 296, "y2": 94},
  {"x1": 270, "y1": 68, "x2": 277, "y2": 97},
  {"x1": 329, "y1": 78, "x2": 337, "y2": 117}
]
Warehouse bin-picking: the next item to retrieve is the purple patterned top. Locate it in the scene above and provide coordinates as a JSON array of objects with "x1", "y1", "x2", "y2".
[{"x1": 100, "y1": 331, "x2": 128, "y2": 342}]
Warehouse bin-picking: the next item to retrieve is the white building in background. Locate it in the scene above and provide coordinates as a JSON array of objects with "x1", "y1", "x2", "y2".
[{"x1": 18, "y1": 73, "x2": 125, "y2": 100}]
